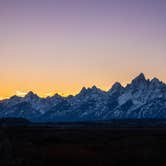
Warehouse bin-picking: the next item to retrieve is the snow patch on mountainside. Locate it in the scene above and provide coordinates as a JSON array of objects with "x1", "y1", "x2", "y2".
[{"x1": 1, "y1": 73, "x2": 166, "y2": 122}]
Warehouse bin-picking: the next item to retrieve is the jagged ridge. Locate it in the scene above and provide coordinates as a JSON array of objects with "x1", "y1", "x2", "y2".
[{"x1": 0, "y1": 73, "x2": 166, "y2": 122}]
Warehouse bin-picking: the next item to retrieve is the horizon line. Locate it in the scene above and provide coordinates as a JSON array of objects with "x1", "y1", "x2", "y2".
[{"x1": 0, "y1": 73, "x2": 164, "y2": 100}]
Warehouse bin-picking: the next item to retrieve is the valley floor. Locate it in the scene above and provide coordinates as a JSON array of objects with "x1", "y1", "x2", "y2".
[{"x1": 1, "y1": 124, "x2": 166, "y2": 166}]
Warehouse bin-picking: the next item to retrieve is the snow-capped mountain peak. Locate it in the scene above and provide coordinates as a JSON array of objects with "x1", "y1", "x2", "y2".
[
  {"x1": 1, "y1": 73, "x2": 166, "y2": 122},
  {"x1": 24, "y1": 91, "x2": 39, "y2": 99},
  {"x1": 109, "y1": 82, "x2": 124, "y2": 94},
  {"x1": 129, "y1": 73, "x2": 148, "y2": 89},
  {"x1": 150, "y1": 77, "x2": 164, "y2": 88}
]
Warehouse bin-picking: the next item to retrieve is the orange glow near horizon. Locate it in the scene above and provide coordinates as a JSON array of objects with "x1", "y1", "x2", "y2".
[
  {"x1": 0, "y1": 72, "x2": 166, "y2": 100},
  {"x1": 1, "y1": 1, "x2": 166, "y2": 100}
]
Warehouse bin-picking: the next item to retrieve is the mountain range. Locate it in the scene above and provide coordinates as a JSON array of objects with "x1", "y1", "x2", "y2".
[{"x1": 1, "y1": 73, "x2": 166, "y2": 122}]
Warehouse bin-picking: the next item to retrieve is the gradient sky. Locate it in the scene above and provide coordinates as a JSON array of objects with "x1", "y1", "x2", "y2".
[{"x1": 0, "y1": 0, "x2": 166, "y2": 98}]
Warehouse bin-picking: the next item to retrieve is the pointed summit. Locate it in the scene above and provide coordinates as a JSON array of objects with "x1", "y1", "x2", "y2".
[
  {"x1": 150, "y1": 77, "x2": 165, "y2": 89},
  {"x1": 112, "y1": 82, "x2": 123, "y2": 90},
  {"x1": 108, "y1": 82, "x2": 124, "y2": 94},
  {"x1": 134, "y1": 73, "x2": 146, "y2": 81},
  {"x1": 77, "y1": 85, "x2": 103, "y2": 97},
  {"x1": 90, "y1": 85, "x2": 102, "y2": 92},
  {"x1": 25, "y1": 91, "x2": 35, "y2": 96},
  {"x1": 24, "y1": 91, "x2": 39, "y2": 100},
  {"x1": 129, "y1": 73, "x2": 148, "y2": 89},
  {"x1": 151, "y1": 77, "x2": 160, "y2": 84},
  {"x1": 80, "y1": 87, "x2": 87, "y2": 93},
  {"x1": 91, "y1": 85, "x2": 98, "y2": 90},
  {"x1": 88, "y1": 85, "x2": 102, "y2": 93},
  {"x1": 132, "y1": 73, "x2": 146, "y2": 83},
  {"x1": 53, "y1": 93, "x2": 62, "y2": 98},
  {"x1": 77, "y1": 87, "x2": 87, "y2": 96},
  {"x1": 80, "y1": 86, "x2": 100, "y2": 93},
  {"x1": 50, "y1": 93, "x2": 64, "y2": 100},
  {"x1": 10, "y1": 95, "x2": 22, "y2": 100}
]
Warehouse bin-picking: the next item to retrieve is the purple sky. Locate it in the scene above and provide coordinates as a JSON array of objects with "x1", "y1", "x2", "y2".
[{"x1": 0, "y1": 0, "x2": 166, "y2": 98}]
